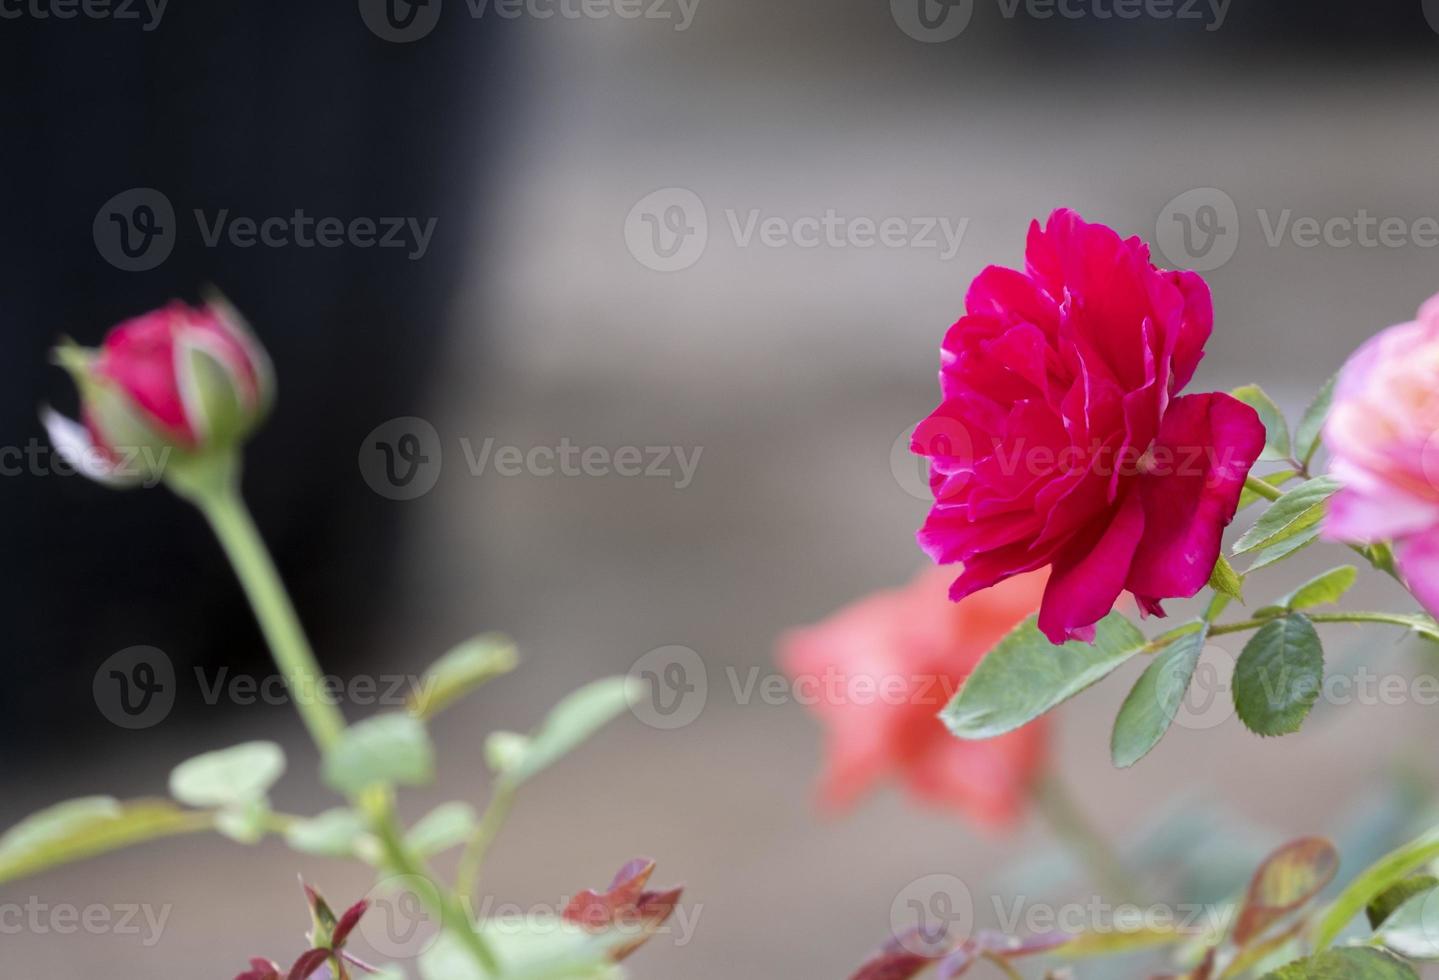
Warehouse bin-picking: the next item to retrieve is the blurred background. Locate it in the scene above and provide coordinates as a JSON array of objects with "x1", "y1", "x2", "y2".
[{"x1": 4, "y1": 0, "x2": 1439, "y2": 976}]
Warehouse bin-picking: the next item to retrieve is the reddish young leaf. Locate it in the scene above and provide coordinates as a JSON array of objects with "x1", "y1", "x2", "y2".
[
  {"x1": 1233, "y1": 837, "x2": 1338, "y2": 945},
  {"x1": 286, "y1": 948, "x2": 333, "y2": 980},
  {"x1": 562, "y1": 858, "x2": 684, "y2": 961},
  {"x1": 234, "y1": 958, "x2": 283, "y2": 980},
  {"x1": 331, "y1": 900, "x2": 369, "y2": 949},
  {"x1": 849, "y1": 930, "x2": 952, "y2": 980}
]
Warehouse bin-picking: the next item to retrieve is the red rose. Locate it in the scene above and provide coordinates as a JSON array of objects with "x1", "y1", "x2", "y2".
[{"x1": 913, "y1": 210, "x2": 1265, "y2": 643}]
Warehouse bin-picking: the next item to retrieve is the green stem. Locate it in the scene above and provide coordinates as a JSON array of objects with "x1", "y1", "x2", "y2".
[
  {"x1": 1243, "y1": 474, "x2": 1285, "y2": 503},
  {"x1": 1031, "y1": 774, "x2": 1143, "y2": 907},
  {"x1": 172, "y1": 456, "x2": 500, "y2": 974},
  {"x1": 455, "y1": 777, "x2": 519, "y2": 906},
  {"x1": 188, "y1": 466, "x2": 346, "y2": 752},
  {"x1": 1208, "y1": 611, "x2": 1425, "y2": 638},
  {"x1": 365, "y1": 790, "x2": 501, "y2": 975}
]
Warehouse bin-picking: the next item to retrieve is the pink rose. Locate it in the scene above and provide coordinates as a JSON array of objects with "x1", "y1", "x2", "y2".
[
  {"x1": 777, "y1": 567, "x2": 1050, "y2": 831},
  {"x1": 913, "y1": 210, "x2": 1266, "y2": 644},
  {"x1": 44, "y1": 298, "x2": 273, "y2": 485},
  {"x1": 1324, "y1": 292, "x2": 1439, "y2": 615}
]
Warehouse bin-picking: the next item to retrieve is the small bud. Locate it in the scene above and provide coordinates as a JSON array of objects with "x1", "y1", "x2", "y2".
[{"x1": 44, "y1": 297, "x2": 273, "y2": 487}]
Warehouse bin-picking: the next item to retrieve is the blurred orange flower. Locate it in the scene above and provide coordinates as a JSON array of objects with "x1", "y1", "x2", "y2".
[{"x1": 778, "y1": 567, "x2": 1049, "y2": 831}]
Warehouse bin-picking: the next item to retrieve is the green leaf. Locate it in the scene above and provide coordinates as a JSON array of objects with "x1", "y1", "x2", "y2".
[
  {"x1": 1235, "y1": 478, "x2": 1342, "y2": 555},
  {"x1": 485, "y1": 731, "x2": 532, "y2": 774},
  {"x1": 0, "y1": 798, "x2": 201, "y2": 886},
  {"x1": 419, "y1": 920, "x2": 618, "y2": 980},
  {"x1": 406, "y1": 802, "x2": 478, "y2": 857},
  {"x1": 408, "y1": 634, "x2": 519, "y2": 721},
  {"x1": 214, "y1": 798, "x2": 271, "y2": 845},
  {"x1": 169, "y1": 741, "x2": 285, "y2": 808},
  {"x1": 1209, "y1": 556, "x2": 1245, "y2": 602},
  {"x1": 1234, "y1": 385, "x2": 1293, "y2": 462},
  {"x1": 1233, "y1": 615, "x2": 1324, "y2": 737},
  {"x1": 1316, "y1": 827, "x2": 1439, "y2": 950},
  {"x1": 1257, "y1": 567, "x2": 1358, "y2": 617},
  {"x1": 0, "y1": 797, "x2": 123, "y2": 855},
  {"x1": 509, "y1": 677, "x2": 641, "y2": 784},
  {"x1": 942, "y1": 613, "x2": 1146, "y2": 740},
  {"x1": 1262, "y1": 947, "x2": 1418, "y2": 979},
  {"x1": 1247, "y1": 523, "x2": 1323, "y2": 574},
  {"x1": 1111, "y1": 627, "x2": 1208, "y2": 769},
  {"x1": 1234, "y1": 837, "x2": 1340, "y2": 944},
  {"x1": 1240, "y1": 470, "x2": 1300, "y2": 511},
  {"x1": 284, "y1": 808, "x2": 368, "y2": 858},
  {"x1": 323, "y1": 713, "x2": 436, "y2": 796},
  {"x1": 1370, "y1": 877, "x2": 1439, "y2": 930},
  {"x1": 1294, "y1": 374, "x2": 1337, "y2": 468},
  {"x1": 1376, "y1": 887, "x2": 1439, "y2": 960}
]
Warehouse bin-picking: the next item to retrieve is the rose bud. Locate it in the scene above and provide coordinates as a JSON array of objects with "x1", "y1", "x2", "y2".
[{"x1": 43, "y1": 296, "x2": 273, "y2": 487}]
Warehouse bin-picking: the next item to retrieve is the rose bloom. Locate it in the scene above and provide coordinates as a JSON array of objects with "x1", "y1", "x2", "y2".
[
  {"x1": 777, "y1": 567, "x2": 1048, "y2": 831},
  {"x1": 1324, "y1": 292, "x2": 1439, "y2": 615},
  {"x1": 913, "y1": 209, "x2": 1265, "y2": 643},
  {"x1": 45, "y1": 299, "x2": 272, "y2": 485}
]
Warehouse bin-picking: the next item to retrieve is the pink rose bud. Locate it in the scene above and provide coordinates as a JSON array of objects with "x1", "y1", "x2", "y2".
[{"x1": 43, "y1": 297, "x2": 273, "y2": 487}]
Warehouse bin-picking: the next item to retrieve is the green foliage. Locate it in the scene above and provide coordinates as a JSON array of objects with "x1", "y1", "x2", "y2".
[
  {"x1": 1233, "y1": 615, "x2": 1324, "y2": 736},
  {"x1": 1209, "y1": 556, "x2": 1246, "y2": 602},
  {"x1": 1376, "y1": 887, "x2": 1439, "y2": 960},
  {"x1": 1369, "y1": 876, "x2": 1439, "y2": 930},
  {"x1": 1234, "y1": 477, "x2": 1342, "y2": 556},
  {"x1": 420, "y1": 921, "x2": 620, "y2": 980},
  {"x1": 323, "y1": 713, "x2": 436, "y2": 795},
  {"x1": 1257, "y1": 566, "x2": 1358, "y2": 617},
  {"x1": 284, "y1": 808, "x2": 368, "y2": 858},
  {"x1": 409, "y1": 634, "x2": 519, "y2": 721},
  {"x1": 0, "y1": 798, "x2": 200, "y2": 887},
  {"x1": 1294, "y1": 373, "x2": 1337, "y2": 468},
  {"x1": 1234, "y1": 384, "x2": 1293, "y2": 462},
  {"x1": 497, "y1": 677, "x2": 641, "y2": 784},
  {"x1": 942, "y1": 613, "x2": 1145, "y2": 740},
  {"x1": 1247, "y1": 524, "x2": 1322, "y2": 573},
  {"x1": 406, "y1": 802, "x2": 478, "y2": 858},
  {"x1": 1111, "y1": 626, "x2": 1208, "y2": 768},
  {"x1": 1315, "y1": 827, "x2": 1439, "y2": 950},
  {"x1": 1262, "y1": 947, "x2": 1418, "y2": 979},
  {"x1": 169, "y1": 741, "x2": 285, "y2": 808},
  {"x1": 1239, "y1": 470, "x2": 1299, "y2": 511}
]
